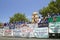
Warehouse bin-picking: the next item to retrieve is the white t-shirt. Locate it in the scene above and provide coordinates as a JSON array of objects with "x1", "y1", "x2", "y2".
[{"x1": 38, "y1": 19, "x2": 41, "y2": 23}]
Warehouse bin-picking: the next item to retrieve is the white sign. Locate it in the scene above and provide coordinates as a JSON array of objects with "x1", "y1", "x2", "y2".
[
  {"x1": 34, "y1": 27, "x2": 48, "y2": 38},
  {"x1": 19, "y1": 26, "x2": 34, "y2": 37},
  {"x1": 49, "y1": 22, "x2": 60, "y2": 33},
  {"x1": 4, "y1": 29, "x2": 13, "y2": 36}
]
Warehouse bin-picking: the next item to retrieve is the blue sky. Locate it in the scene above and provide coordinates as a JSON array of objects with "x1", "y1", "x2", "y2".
[{"x1": 0, "y1": 0, "x2": 51, "y2": 23}]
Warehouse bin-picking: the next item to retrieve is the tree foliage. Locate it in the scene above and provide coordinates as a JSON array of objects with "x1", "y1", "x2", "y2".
[
  {"x1": 39, "y1": 0, "x2": 60, "y2": 16},
  {"x1": 9, "y1": 13, "x2": 29, "y2": 23}
]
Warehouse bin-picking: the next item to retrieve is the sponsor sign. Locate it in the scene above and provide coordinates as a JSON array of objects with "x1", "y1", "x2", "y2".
[
  {"x1": 4, "y1": 29, "x2": 13, "y2": 36},
  {"x1": 49, "y1": 22, "x2": 60, "y2": 33},
  {"x1": 34, "y1": 27, "x2": 48, "y2": 38}
]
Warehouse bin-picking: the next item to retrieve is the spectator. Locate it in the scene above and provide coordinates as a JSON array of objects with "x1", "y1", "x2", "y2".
[
  {"x1": 4, "y1": 23, "x2": 7, "y2": 26},
  {"x1": 9, "y1": 23, "x2": 15, "y2": 29},
  {"x1": 38, "y1": 16, "x2": 41, "y2": 23},
  {"x1": 40, "y1": 17, "x2": 45, "y2": 23},
  {"x1": 51, "y1": 13, "x2": 57, "y2": 17},
  {"x1": 47, "y1": 13, "x2": 51, "y2": 18},
  {"x1": 53, "y1": 16, "x2": 57, "y2": 22},
  {"x1": 44, "y1": 17, "x2": 48, "y2": 23},
  {"x1": 57, "y1": 13, "x2": 60, "y2": 16}
]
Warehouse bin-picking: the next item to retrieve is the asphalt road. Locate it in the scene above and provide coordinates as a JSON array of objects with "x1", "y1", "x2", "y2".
[{"x1": 0, "y1": 37, "x2": 60, "y2": 40}]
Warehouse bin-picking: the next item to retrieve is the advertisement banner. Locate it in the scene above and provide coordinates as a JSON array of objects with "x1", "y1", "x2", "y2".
[
  {"x1": 15, "y1": 24, "x2": 35, "y2": 37},
  {"x1": 4, "y1": 29, "x2": 13, "y2": 36},
  {"x1": 34, "y1": 27, "x2": 48, "y2": 38},
  {"x1": 49, "y1": 22, "x2": 60, "y2": 33},
  {"x1": 21, "y1": 27, "x2": 33, "y2": 37},
  {"x1": 0, "y1": 29, "x2": 4, "y2": 36},
  {"x1": 13, "y1": 29, "x2": 21, "y2": 36}
]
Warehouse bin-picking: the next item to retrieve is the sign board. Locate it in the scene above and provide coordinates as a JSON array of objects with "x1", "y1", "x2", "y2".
[
  {"x1": 20, "y1": 27, "x2": 33, "y2": 37},
  {"x1": 4, "y1": 29, "x2": 13, "y2": 36},
  {"x1": 49, "y1": 22, "x2": 60, "y2": 33},
  {"x1": 15, "y1": 24, "x2": 35, "y2": 37},
  {"x1": 34, "y1": 27, "x2": 48, "y2": 38}
]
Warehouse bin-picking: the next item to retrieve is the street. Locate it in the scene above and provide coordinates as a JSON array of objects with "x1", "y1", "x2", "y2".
[{"x1": 0, "y1": 37, "x2": 60, "y2": 40}]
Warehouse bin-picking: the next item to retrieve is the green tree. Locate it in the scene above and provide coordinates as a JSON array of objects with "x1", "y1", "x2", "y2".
[
  {"x1": 9, "y1": 13, "x2": 29, "y2": 23},
  {"x1": 39, "y1": 0, "x2": 60, "y2": 16}
]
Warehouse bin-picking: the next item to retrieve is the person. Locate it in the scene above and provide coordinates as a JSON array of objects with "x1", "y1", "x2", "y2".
[
  {"x1": 45, "y1": 17, "x2": 48, "y2": 23},
  {"x1": 9, "y1": 23, "x2": 15, "y2": 29},
  {"x1": 53, "y1": 17, "x2": 57, "y2": 22},
  {"x1": 4, "y1": 23, "x2": 7, "y2": 26},
  {"x1": 38, "y1": 16, "x2": 41, "y2": 23},
  {"x1": 51, "y1": 13, "x2": 57, "y2": 17},
  {"x1": 47, "y1": 13, "x2": 51, "y2": 18},
  {"x1": 57, "y1": 13, "x2": 60, "y2": 16},
  {"x1": 52, "y1": 16, "x2": 59, "y2": 33},
  {"x1": 40, "y1": 19, "x2": 44, "y2": 23}
]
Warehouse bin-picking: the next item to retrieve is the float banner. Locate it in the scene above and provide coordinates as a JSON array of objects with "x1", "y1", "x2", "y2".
[
  {"x1": 49, "y1": 22, "x2": 60, "y2": 33},
  {"x1": 4, "y1": 29, "x2": 13, "y2": 36},
  {"x1": 34, "y1": 27, "x2": 48, "y2": 38}
]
